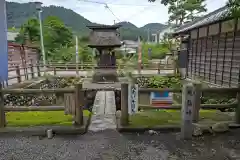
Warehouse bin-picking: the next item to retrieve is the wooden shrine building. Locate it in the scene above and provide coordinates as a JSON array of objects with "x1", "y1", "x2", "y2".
[{"x1": 173, "y1": 6, "x2": 240, "y2": 87}]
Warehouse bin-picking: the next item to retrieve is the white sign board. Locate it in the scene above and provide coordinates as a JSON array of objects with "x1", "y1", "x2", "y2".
[
  {"x1": 181, "y1": 83, "x2": 194, "y2": 139},
  {"x1": 128, "y1": 84, "x2": 139, "y2": 115}
]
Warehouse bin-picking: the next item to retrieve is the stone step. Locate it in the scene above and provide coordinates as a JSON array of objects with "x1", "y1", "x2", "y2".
[{"x1": 88, "y1": 91, "x2": 117, "y2": 132}]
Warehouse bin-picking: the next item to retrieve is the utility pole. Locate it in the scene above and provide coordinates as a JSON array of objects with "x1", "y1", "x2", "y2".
[
  {"x1": 147, "y1": 28, "x2": 150, "y2": 43},
  {"x1": 35, "y1": 2, "x2": 46, "y2": 74},
  {"x1": 75, "y1": 36, "x2": 79, "y2": 76}
]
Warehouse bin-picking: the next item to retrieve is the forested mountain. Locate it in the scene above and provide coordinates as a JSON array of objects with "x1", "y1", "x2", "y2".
[
  {"x1": 141, "y1": 23, "x2": 166, "y2": 33},
  {"x1": 6, "y1": 2, "x2": 166, "y2": 40}
]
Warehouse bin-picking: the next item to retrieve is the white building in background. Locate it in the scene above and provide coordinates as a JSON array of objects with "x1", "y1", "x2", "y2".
[
  {"x1": 7, "y1": 31, "x2": 19, "y2": 42},
  {"x1": 152, "y1": 25, "x2": 175, "y2": 43},
  {"x1": 116, "y1": 40, "x2": 138, "y2": 54}
]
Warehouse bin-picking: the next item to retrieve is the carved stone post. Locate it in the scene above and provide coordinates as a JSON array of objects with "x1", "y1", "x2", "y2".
[{"x1": 181, "y1": 83, "x2": 194, "y2": 139}]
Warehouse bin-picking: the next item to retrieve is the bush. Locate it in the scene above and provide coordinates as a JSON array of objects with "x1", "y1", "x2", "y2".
[
  {"x1": 136, "y1": 76, "x2": 182, "y2": 89},
  {"x1": 147, "y1": 76, "x2": 182, "y2": 89}
]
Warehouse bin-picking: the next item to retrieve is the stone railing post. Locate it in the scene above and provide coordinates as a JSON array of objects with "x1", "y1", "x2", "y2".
[{"x1": 192, "y1": 83, "x2": 201, "y2": 122}]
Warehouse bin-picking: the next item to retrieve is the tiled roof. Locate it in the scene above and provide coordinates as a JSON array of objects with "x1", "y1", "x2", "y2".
[{"x1": 174, "y1": 6, "x2": 229, "y2": 34}]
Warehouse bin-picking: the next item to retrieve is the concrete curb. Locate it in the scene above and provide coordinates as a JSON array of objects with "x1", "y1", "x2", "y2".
[
  {"x1": 117, "y1": 125, "x2": 181, "y2": 133},
  {"x1": 116, "y1": 113, "x2": 240, "y2": 133},
  {"x1": 117, "y1": 124, "x2": 240, "y2": 133}
]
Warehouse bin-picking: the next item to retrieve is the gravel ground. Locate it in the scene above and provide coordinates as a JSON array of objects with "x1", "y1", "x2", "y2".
[{"x1": 0, "y1": 129, "x2": 240, "y2": 160}]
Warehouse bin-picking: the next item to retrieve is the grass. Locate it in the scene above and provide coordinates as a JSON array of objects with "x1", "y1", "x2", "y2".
[
  {"x1": 6, "y1": 110, "x2": 91, "y2": 127},
  {"x1": 129, "y1": 109, "x2": 234, "y2": 127}
]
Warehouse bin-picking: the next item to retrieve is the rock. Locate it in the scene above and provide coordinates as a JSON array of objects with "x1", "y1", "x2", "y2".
[
  {"x1": 192, "y1": 124, "x2": 203, "y2": 136},
  {"x1": 148, "y1": 130, "x2": 158, "y2": 135},
  {"x1": 211, "y1": 122, "x2": 229, "y2": 133},
  {"x1": 116, "y1": 111, "x2": 121, "y2": 118}
]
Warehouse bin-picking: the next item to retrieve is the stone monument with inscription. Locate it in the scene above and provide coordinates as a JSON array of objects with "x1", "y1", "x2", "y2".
[{"x1": 181, "y1": 83, "x2": 194, "y2": 139}]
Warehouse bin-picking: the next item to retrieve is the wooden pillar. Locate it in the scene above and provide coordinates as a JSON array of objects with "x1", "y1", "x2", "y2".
[
  {"x1": 16, "y1": 66, "x2": 21, "y2": 83},
  {"x1": 53, "y1": 67, "x2": 56, "y2": 76},
  {"x1": 121, "y1": 83, "x2": 129, "y2": 126},
  {"x1": 30, "y1": 59, "x2": 34, "y2": 78},
  {"x1": 181, "y1": 83, "x2": 194, "y2": 139},
  {"x1": 75, "y1": 83, "x2": 83, "y2": 126},
  {"x1": 37, "y1": 61, "x2": 41, "y2": 77},
  {"x1": 157, "y1": 62, "x2": 160, "y2": 74}
]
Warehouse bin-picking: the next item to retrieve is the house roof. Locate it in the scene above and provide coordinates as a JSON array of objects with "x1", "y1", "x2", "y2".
[{"x1": 174, "y1": 6, "x2": 230, "y2": 35}]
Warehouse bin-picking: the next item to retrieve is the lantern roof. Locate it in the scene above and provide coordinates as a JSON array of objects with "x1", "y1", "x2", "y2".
[{"x1": 87, "y1": 24, "x2": 122, "y2": 48}]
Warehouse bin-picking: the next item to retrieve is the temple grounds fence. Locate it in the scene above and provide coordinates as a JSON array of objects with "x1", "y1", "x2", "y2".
[{"x1": 6, "y1": 60, "x2": 174, "y2": 86}]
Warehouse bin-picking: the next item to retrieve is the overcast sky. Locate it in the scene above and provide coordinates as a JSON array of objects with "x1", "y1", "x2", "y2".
[{"x1": 9, "y1": 0, "x2": 228, "y2": 27}]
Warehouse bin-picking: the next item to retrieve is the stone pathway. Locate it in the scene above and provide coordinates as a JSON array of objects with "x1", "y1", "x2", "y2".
[{"x1": 88, "y1": 91, "x2": 116, "y2": 132}]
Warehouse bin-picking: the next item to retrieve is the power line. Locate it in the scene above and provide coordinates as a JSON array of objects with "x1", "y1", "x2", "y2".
[
  {"x1": 123, "y1": 6, "x2": 154, "y2": 21},
  {"x1": 79, "y1": 0, "x2": 158, "y2": 7},
  {"x1": 104, "y1": 4, "x2": 121, "y2": 22}
]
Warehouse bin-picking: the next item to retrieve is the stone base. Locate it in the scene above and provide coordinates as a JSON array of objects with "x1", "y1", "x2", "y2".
[{"x1": 92, "y1": 68, "x2": 119, "y2": 83}]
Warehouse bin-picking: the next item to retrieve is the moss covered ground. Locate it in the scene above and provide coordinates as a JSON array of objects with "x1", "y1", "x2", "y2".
[
  {"x1": 129, "y1": 109, "x2": 234, "y2": 127},
  {"x1": 6, "y1": 110, "x2": 91, "y2": 127}
]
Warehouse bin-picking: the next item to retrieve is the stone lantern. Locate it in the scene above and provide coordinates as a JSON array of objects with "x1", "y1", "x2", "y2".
[{"x1": 87, "y1": 25, "x2": 122, "y2": 83}]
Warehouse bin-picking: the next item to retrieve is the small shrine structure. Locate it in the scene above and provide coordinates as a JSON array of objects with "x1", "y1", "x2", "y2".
[{"x1": 87, "y1": 25, "x2": 122, "y2": 83}]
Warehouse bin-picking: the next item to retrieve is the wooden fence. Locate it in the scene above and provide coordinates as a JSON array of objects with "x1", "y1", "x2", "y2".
[
  {"x1": 119, "y1": 83, "x2": 240, "y2": 128},
  {"x1": 0, "y1": 79, "x2": 239, "y2": 139},
  {"x1": 6, "y1": 60, "x2": 174, "y2": 86}
]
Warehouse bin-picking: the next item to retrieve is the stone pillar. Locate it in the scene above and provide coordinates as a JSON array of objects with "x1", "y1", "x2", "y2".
[
  {"x1": 181, "y1": 83, "x2": 194, "y2": 139},
  {"x1": 0, "y1": 0, "x2": 8, "y2": 83}
]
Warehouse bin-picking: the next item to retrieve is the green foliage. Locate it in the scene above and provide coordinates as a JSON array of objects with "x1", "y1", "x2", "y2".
[
  {"x1": 147, "y1": 76, "x2": 182, "y2": 88},
  {"x1": 130, "y1": 110, "x2": 233, "y2": 127},
  {"x1": 7, "y1": 2, "x2": 166, "y2": 41},
  {"x1": 227, "y1": 0, "x2": 240, "y2": 18},
  {"x1": 15, "y1": 18, "x2": 40, "y2": 45},
  {"x1": 148, "y1": 0, "x2": 207, "y2": 25},
  {"x1": 142, "y1": 43, "x2": 169, "y2": 59},
  {"x1": 15, "y1": 15, "x2": 76, "y2": 62},
  {"x1": 43, "y1": 16, "x2": 73, "y2": 55},
  {"x1": 201, "y1": 93, "x2": 236, "y2": 105}
]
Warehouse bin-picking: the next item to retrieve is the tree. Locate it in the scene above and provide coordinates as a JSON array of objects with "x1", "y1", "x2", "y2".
[
  {"x1": 227, "y1": 0, "x2": 240, "y2": 17},
  {"x1": 148, "y1": 0, "x2": 207, "y2": 25},
  {"x1": 43, "y1": 16, "x2": 73, "y2": 53},
  {"x1": 15, "y1": 18, "x2": 40, "y2": 45}
]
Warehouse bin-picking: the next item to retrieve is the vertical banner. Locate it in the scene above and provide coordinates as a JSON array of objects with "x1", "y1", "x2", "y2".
[
  {"x1": 128, "y1": 84, "x2": 139, "y2": 115},
  {"x1": 0, "y1": 1, "x2": 8, "y2": 83}
]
